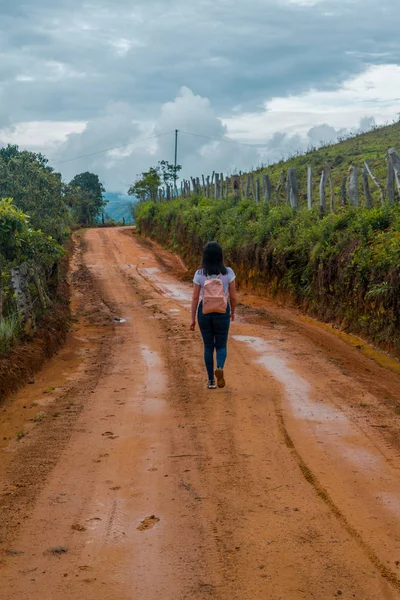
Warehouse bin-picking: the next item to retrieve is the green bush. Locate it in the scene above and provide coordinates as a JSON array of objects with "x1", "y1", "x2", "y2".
[{"x1": 136, "y1": 197, "x2": 400, "y2": 352}]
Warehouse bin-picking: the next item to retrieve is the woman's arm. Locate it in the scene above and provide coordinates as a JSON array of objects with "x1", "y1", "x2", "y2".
[
  {"x1": 190, "y1": 284, "x2": 201, "y2": 330},
  {"x1": 229, "y1": 280, "x2": 237, "y2": 321}
]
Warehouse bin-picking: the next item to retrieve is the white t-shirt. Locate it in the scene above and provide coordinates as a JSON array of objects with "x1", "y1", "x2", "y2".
[{"x1": 193, "y1": 268, "x2": 236, "y2": 299}]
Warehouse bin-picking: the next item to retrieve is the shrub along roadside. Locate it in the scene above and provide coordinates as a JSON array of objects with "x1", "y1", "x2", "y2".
[
  {"x1": 136, "y1": 196, "x2": 400, "y2": 354},
  {"x1": 0, "y1": 198, "x2": 64, "y2": 356}
]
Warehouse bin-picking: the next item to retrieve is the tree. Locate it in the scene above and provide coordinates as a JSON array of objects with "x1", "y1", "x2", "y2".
[
  {"x1": 128, "y1": 161, "x2": 182, "y2": 201},
  {"x1": 158, "y1": 160, "x2": 182, "y2": 189},
  {"x1": 0, "y1": 145, "x2": 69, "y2": 242},
  {"x1": 128, "y1": 167, "x2": 161, "y2": 201},
  {"x1": 68, "y1": 172, "x2": 107, "y2": 226}
]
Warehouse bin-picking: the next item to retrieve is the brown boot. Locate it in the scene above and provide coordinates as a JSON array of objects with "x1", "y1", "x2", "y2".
[{"x1": 215, "y1": 368, "x2": 225, "y2": 388}]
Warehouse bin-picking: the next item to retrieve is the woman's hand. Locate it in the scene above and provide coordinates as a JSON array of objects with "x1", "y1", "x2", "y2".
[
  {"x1": 230, "y1": 311, "x2": 235, "y2": 322},
  {"x1": 190, "y1": 319, "x2": 196, "y2": 331}
]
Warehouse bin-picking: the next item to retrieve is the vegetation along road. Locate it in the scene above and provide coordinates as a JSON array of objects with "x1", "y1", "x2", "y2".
[{"x1": 1, "y1": 226, "x2": 400, "y2": 599}]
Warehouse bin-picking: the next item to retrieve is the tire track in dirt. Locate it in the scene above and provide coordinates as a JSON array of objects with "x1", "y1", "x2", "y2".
[
  {"x1": 128, "y1": 229, "x2": 400, "y2": 598},
  {"x1": 277, "y1": 411, "x2": 400, "y2": 591},
  {"x1": 0, "y1": 235, "x2": 115, "y2": 550},
  {"x1": 113, "y1": 230, "x2": 400, "y2": 598},
  {"x1": 1, "y1": 227, "x2": 400, "y2": 599}
]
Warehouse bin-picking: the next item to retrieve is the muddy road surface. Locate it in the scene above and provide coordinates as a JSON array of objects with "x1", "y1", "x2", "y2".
[{"x1": 1, "y1": 227, "x2": 400, "y2": 600}]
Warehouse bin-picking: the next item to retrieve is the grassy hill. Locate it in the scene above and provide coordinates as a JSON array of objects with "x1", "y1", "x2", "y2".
[{"x1": 252, "y1": 121, "x2": 400, "y2": 206}]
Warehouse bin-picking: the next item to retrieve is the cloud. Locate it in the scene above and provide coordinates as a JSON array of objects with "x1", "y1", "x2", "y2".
[
  {"x1": 1, "y1": 0, "x2": 399, "y2": 125},
  {"x1": 223, "y1": 64, "x2": 400, "y2": 141},
  {"x1": 1, "y1": 0, "x2": 400, "y2": 192},
  {"x1": 36, "y1": 87, "x2": 260, "y2": 190}
]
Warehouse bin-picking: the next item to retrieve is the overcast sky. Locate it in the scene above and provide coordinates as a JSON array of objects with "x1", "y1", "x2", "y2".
[{"x1": 1, "y1": 0, "x2": 399, "y2": 192}]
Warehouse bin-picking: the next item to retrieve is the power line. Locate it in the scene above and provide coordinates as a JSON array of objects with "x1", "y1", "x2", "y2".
[
  {"x1": 51, "y1": 131, "x2": 173, "y2": 166},
  {"x1": 179, "y1": 130, "x2": 268, "y2": 148},
  {"x1": 50, "y1": 128, "x2": 267, "y2": 173}
]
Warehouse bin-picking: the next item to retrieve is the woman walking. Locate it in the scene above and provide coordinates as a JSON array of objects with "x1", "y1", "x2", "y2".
[{"x1": 190, "y1": 242, "x2": 237, "y2": 389}]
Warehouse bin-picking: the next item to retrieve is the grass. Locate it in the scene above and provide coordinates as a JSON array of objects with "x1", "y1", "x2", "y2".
[
  {"x1": 32, "y1": 411, "x2": 47, "y2": 423},
  {"x1": 251, "y1": 121, "x2": 400, "y2": 209},
  {"x1": 0, "y1": 314, "x2": 20, "y2": 357}
]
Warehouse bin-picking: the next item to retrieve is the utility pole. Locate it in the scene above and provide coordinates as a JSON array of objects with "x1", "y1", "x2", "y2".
[{"x1": 174, "y1": 129, "x2": 179, "y2": 196}]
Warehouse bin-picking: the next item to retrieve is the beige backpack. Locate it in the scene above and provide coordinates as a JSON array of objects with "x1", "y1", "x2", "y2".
[{"x1": 203, "y1": 276, "x2": 227, "y2": 314}]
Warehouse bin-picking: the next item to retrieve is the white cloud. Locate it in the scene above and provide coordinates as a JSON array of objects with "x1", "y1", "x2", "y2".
[
  {"x1": 0, "y1": 121, "x2": 86, "y2": 148},
  {"x1": 223, "y1": 64, "x2": 400, "y2": 141},
  {"x1": 2, "y1": 63, "x2": 400, "y2": 192}
]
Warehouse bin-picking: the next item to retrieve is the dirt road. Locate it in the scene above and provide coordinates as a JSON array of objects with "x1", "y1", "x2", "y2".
[{"x1": 1, "y1": 227, "x2": 400, "y2": 600}]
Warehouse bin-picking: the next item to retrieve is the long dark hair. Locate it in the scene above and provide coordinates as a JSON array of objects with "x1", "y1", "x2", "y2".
[{"x1": 201, "y1": 241, "x2": 227, "y2": 276}]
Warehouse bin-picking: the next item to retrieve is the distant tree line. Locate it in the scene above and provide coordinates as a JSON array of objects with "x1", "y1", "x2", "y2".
[{"x1": 0, "y1": 144, "x2": 107, "y2": 242}]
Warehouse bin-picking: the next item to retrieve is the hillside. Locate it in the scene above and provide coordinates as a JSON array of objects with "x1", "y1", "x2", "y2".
[
  {"x1": 136, "y1": 122, "x2": 400, "y2": 355},
  {"x1": 103, "y1": 192, "x2": 135, "y2": 224},
  {"x1": 253, "y1": 121, "x2": 400, "y2": 205}
]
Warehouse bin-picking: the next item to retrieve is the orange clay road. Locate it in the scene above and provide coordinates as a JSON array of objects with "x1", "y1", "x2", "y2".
[{"x1": 1, "y1": 226, "x2": 400, "y2": 599}]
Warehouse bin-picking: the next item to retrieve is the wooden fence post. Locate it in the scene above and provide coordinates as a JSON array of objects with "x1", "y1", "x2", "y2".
[
  {"x1": 307, "y1": 166, "x2": 313, "y2": 209},
  {"x1": 166, "y1": 184, "x2": 171, "y2": 200},
  {"x1": 232, "y1": 175, "x2": 240, "y2": 201},
  {"x1": 340, "y1": 175, "x2": 347, "y2": 206},
  {"x1": 275, "y1": 171, "x2": 284, "y2": 203},
  {"x1": 288, "y1": 168, "x2": 299, "y2": 209},
  {"x1": 225, "y1": 178, "x2": 229, "y2": 198},
  {"x1": 326, "y1": 164, "x2": 335, "y2": 212},
  {"x1": 245, "y1": 175, "x2": 251, "y2": 199},
  {"x1": 255, "y1": 178, "x2": 260, "y2": 204},
  {"x1": 348, "y1": 166, "x2": 359, "y2": 206},
  {"x1": 362, "y1": 166, "x2": 372, "y2": 209},
  {"x1": 387, "y1": 156, "x2": 395, "y2": 204},
  {"x1": 215, "y1": 173, "x2": 220, "y2": 200},
  {"x1": 239, "y1": 173, "x2": 244, "y2": 198},
  {"x1": 285, "y1": 172, "x2": 290, "y2": 204},
  {"x1": 319, "y1": 166, "x2": 328, "y2": 214},
  {"x1": 364, "y1": 161, "x2": 385, "y2": 203},
  {"x1": 202, "y1": 174, "x2": 206, "y2": 194},
  {"x1": 220, "y1": 174, "x2": 224, "y2": 199},
  {"x1": 262, "y1": 174, "x2": 272, "y2": 203},
  {"x1": 251, "y1": 174, "x2": 256, "y2": 201},
  {"x1": 388, "y1": 147, "x2": 400, "y2": 198}
]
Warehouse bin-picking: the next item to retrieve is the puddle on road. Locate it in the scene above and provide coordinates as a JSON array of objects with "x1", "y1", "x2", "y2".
[
  {"x1": 140, "y1": 267, "x2": 161, "y2": 276},
  {"x1": 140, "y1": 345, "x2": 166, "y2": 414},
  {"x1": 233, "y1": 335, "x2": 350, "y2": 427},
  {"x1": 232, "y1": 334, "x2": 400, "y2": 519},
  {"x1": 341, "y1": 444, "x2": 381, "y2": 471},
  {"x1": 137, "y1": 268, "x2": 192, "y2": 307}
]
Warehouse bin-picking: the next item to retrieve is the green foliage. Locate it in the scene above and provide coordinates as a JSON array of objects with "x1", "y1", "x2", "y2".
[
  {"x1": 0, "y1": 145, "x2": 69, "y2": 242},
  {"x1": 128, "y1": 161, "x2": 182, "y2": 201},
  {"x1": 158, "y1": 160, "x2": 182, "y2": 187},
  {"x1": 0, "y1": 314, "x2": 20, "y2": 357},
  {"x1": 129, "y1": 167, "x2": 161, "y2": 201},
  {"x1": 0, "y1": 198, "x2": 63, "y2": 265},
  {"x1": 68, "y1": 171, "x2": 107, "y2": 226},
  {"x1": 136, "y1": 196, "x2": 400, "y2": 352}
]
